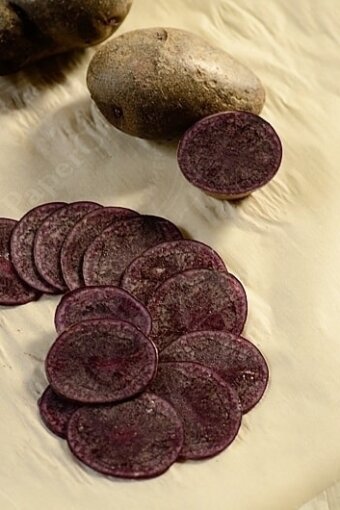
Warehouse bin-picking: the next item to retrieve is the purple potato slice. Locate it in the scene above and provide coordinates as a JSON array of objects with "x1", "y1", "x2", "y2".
[
  {"x1": 177, "y1": 111, "x2": 282, "y2": 199},
  {"x1": 66, "y1": 393, "x2": 184, "y2": 479},
  {"x1": 83, "y1": 215, "x2": 183, "y2": 287},
  {"x1": 61, "y1": 206, "x2": 138, "y2": 290},
  {"x1": 46, "y1": 319, "x2": 158, "y2": 404},
  {"x1": 0, "y1": 218, "x2": 40, "y2": 306},
  {"x1": 0, "y1": 218, "x2": 17, "y2": 259},
  {"x1": 10, "y1": 202, "x2": 66, "y2": 293},
  {"x1": 147, "y1": 269, "x2": 247, "y2": 352},
  {"x1": 121, "y1": 239, "x2": 227, "y2": 305},
  {"x1": 149, "y1": 362, "x2": 242, "y2": 460},
  {"x1": 38, "y1": 385, "x2": 80, "y2": 439},
  {"x1": 34, "y1": 201, "x2": 101, "y2": 291},
  {"x1": 161, "y1": 331, "x2": 269, "y2": 413},
  {"x1": 54, "y1": 286, "x2": 151, "y2": 335}
]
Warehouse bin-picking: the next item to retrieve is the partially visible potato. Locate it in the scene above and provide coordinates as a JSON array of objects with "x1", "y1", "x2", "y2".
[
  {"x1": 87, "y1": 27, "x2": 266, "y2": 140},
  {"x1": 0, "y1": 0, "x2": 133, "y2": 75},
  {"x1": 0, "y1": 2, "x2": 38, "y2": 75}
]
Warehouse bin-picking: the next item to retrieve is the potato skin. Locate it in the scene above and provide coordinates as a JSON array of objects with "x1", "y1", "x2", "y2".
[
  {"x1": 0, "y1": 0, "x2": 133, "y2": 75},
  {"x1": 87, "y1": 27, "x2": 266, "y2": 140},
  {"x1": 0, "y1": 2, "x2": 38, "y2": 74}
]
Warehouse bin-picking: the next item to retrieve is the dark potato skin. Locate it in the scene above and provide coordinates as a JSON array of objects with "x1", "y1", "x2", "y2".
[
  {"x1": 0, "y1": 0, "x2": 133, "y2": 75},
  {"x1": 87, "y1": 27, "x2": 266, "y2": 140}
]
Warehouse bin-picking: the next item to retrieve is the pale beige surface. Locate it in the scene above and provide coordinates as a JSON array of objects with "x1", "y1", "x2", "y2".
[
  {"x1": 0, "y1": 1, "x2": 340, "y2": 509},
  {"x1": 302, "y1": 484, "x2": 340, "y2": 510}
]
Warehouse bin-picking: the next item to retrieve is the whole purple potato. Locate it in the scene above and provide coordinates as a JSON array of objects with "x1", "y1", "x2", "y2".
[
  {"x1": 87, "y1": 27, "x2": 265, "y2": 140},
  {"x1": 0, "y1": 0, "x2": 133, "y2": 75}
]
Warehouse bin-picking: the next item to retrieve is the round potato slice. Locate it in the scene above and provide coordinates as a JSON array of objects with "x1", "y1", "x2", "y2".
[
  {"x1": 67, "y1": 393, "x2": 184, "y2": 479},
  {"x1": 147, "y1": 269, "x2": 248, "y2": 352},
  {"x1": 38, "y1": 385, "x2": 80, "y2": 439},
  {"x1": 150, "y1": 362, "x2": 242, "y2": 460},
  {"x1": 83, "y1": 215, "x2": 183, "y2": 287},
  {"x1": 10, "y1": 202, "x2": 66, "y2": 293},
  {"x1": 161, "y1": 331, "x2": 269, "y2": 413},
  {"x1": 46, "y1": 319, "x2": 158, "y2": 404},
  {"x1": 121, "y1": 239, "x2": 227, "y2": 305},
  {"x1": 61, "y1": 206, "x2": 138, "y2": 290},
  {"x1": 54, "y1": 286, "x2": 151, "y2": 335},
  {"x1": 34, "y1": 201, "x2": 100, "y2": 291},
  {"x1": 177, "y1": 111, "x2": 282, "y2": 199},
  {"x1": 0, "y1": 218, "x2": 39, "y2": 306}
]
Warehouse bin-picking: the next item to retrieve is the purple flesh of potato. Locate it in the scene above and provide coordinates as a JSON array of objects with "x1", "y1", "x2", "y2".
[
  {"x1": 149, "y1": 362, "x2": 242, "y2": 460},
  {"x1": 61, "y1": 206, "x2": 139, "y2": 290},
  {"x1": 46, "y1": 319, "x2": 158, "y2": 404},
  {"x1": 177, "y1": 111, "x2": 282, "y2": 199},
  {"x1": 66, "y1": 393, "x2": 184, "y2": 479},
  {"x1": 121, "y1": 239, "x2": 227, "y2": 305},
  {"x1": 0, "y1": 218, "x2": 40, "y2": 306},
  {"x1": 10, "y1": 202, "x2": 66, "y2": 293},
  {"x1": 82, "y1": 215, "x2": 183, "y2": 287},
  {"x1": 160, "y1": 330, "x2": 269, "y2": 413},
  {"x1": 38, "y1": 385, "x2": 80, "y2": 439},
  {"x1": 54, "y1": 285, "x2": 151, "y2": 335},
  {"x1": 34, "y1": 201, "x2": 101, "y2": 292},
  {"x1": 147, "y1": 269, "x2": 247, "y2": 352}
]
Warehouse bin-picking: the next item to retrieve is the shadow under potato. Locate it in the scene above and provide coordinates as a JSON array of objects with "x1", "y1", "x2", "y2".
[
  {"x1": 23, "y1": 50, "x2": 87, "y2": 86},
  {"x1": 148, "y1": 136, "x2": 180, "y2": 154},
  {"x1": 24, "y1": 97, "x2": 184, "y2": 208},
  {"x1": 0, "y1": 49, "x2": 88, "y2": 111}
]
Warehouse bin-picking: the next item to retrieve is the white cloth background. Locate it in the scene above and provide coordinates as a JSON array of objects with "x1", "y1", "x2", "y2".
[{"x1": 0, "y1": 1, "x2": 340, "y2": 509}]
